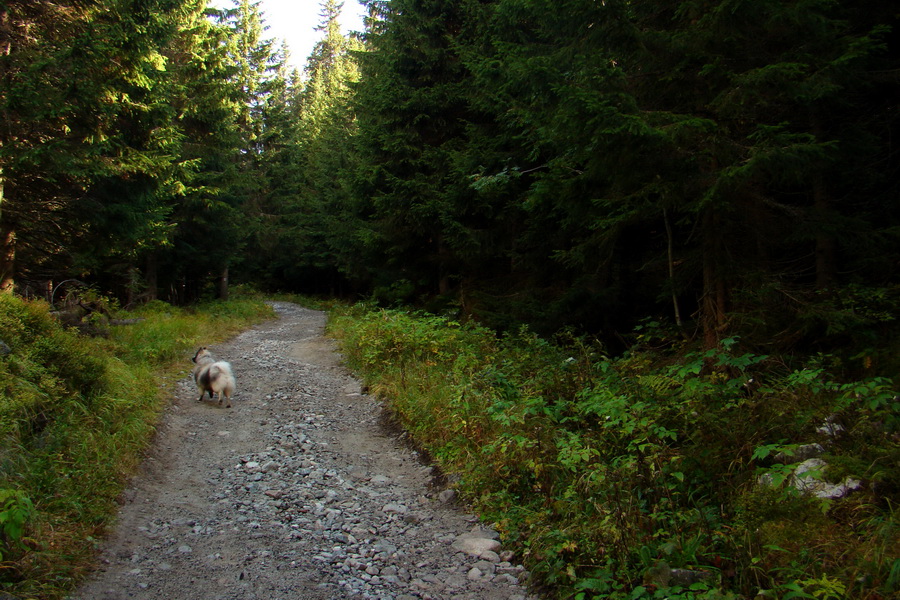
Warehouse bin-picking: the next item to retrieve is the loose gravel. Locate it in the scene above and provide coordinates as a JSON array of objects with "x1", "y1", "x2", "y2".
[{"x1": 70, "y1": 302, "x2": 539, "y2": 600}]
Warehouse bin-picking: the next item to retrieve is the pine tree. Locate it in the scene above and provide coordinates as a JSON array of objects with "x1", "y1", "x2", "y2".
[
  {"x1": 615, "y1": 0, "x2": 899, "y2": 345},
  {"x1": 133, "y1": 0, "x2": 244, "y2": 302},
  {"x1": 301, "y1": 0, "x2": 360, "y2": 141},
  {"x1": 287, "y1": 0, "x2": 365, "y2": 292},
  {"x1": 241, "y1": 45, "x2": 309, "y2": 290},
  {"x1": 66, "y1": 0, "x2": 204, "y2": 301}
]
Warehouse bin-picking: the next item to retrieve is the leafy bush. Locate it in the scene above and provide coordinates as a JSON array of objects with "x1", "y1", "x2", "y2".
[
  {"x1": 328, "y1": 304, "x2": 900, "y2": 600},
  {"x1": 0, "y1": 488, "x2": 35, "y2": 562}
]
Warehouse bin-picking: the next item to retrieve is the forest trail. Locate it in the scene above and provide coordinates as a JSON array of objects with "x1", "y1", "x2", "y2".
[{"x1": 70, "y1": 302, "x2": 536, "y2": 600}]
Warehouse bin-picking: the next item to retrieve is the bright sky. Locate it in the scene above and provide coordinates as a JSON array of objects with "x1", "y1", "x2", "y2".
[{"x1": 211, "y1": 0, "x2": 367, "y2": 71}]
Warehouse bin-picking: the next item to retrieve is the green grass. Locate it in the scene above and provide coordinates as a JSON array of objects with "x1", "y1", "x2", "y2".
[
  {"x1": 327, "y1": 304, "x2": 900, "y2": 600},
  {"x1": 0, "y1": 292, "x2": 273, "y2": 599}
]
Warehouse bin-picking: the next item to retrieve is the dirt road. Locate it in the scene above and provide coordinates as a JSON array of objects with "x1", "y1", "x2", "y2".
[{"x1": 70, "y1": 302, "x2": 536, "y2": 600}]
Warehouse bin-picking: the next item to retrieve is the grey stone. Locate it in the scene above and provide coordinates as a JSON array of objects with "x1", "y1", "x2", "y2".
[
  {"x1": 438, "y1": 489, "x2": 458, "y2": 504},
  {"x1": 452, "y1": 533, "x2": 502, "y2": 557},
  {"x1": 774, "y1": 443, "x2": 824, "y2": 464}
]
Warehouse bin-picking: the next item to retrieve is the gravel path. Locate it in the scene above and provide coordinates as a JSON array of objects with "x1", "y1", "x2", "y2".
[{"x1": 70, "y1": 302, "x2": 538, "y2": 600}]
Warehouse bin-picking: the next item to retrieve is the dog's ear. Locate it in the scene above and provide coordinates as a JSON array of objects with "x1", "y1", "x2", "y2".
[{"x1": 192, "y1": 347, "x2": 205, "y2": 363}]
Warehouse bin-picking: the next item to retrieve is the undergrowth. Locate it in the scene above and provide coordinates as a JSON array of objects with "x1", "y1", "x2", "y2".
[
  {"x1": 0, "y1": 292, "x2": 273, "y2": 599},
  {"x1": 327, "y1": 304, "x2": 900, "y2": 600}
]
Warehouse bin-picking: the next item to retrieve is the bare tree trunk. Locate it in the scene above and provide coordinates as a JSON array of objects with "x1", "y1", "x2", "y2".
[
  {"x1": 701, "y1": 211, "x2": 728, "y2": 349},
  {"x1": 145, "y1": 252, "x2": 158, "y2": 301},
  {"x1": 813, "y1": 175, "x2": 836, "y2": 289},
  {"x1": 437, "y1": 235, "x2": 450, "y2": 295},
  {"x1": 0, "y1": 216, "x2": 15, "y2": 294},
  {"x1": 218, "y1": 265, "x2": 229, "y2": 301},
  {"x1": 126, "y1": 266, "x2": 137, "y2": 307},
  {"x1": 0, "y1": 10, "x2": 10, "y2": 294},
  {"x1": 663, "y1": 208, "x2": 683, "y2": 328},
  {"x1": 810, "y1": 115, "x2": 836, "y2": 290}
]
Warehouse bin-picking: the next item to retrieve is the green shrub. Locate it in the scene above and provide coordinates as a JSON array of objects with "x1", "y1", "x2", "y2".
[
  {"x1": 328, "y1": 303, "x2": 900, "y2": 600},
  {"x1": 0, "y1": 488, "x2": 35, "y2": 562}
]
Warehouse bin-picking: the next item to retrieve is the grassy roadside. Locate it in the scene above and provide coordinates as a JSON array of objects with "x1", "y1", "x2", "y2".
[
  {"x1": 326, "y1": 304, "x2": 900, "y2": 600},
  {"x1": 0, "y1": 293, "x2": 273, "y2": 600}
]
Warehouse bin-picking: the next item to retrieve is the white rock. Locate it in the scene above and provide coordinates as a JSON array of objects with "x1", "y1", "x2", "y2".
[
  {"x1": 787, "y1": 458, "x2": 863, "y2": 499},
  {"x1": 452, "y1": 534, "x2": 502, "y2": 556}
]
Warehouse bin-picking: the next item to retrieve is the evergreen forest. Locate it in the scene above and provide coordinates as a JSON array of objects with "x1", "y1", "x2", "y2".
[
  {"x1": 2, "y1": 0, "x2": 898, "y2": 349},
  {"x1": 0, "y1": 0, "x2": 899, "y2": 598}
]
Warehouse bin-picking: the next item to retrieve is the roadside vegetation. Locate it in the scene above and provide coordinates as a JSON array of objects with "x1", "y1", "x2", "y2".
[
  {"x1": 0, "y1": 293, "x2": 272, "y2": 599},
  {"x1": 328, "y1": 304, "x2": 900, "y2": 600}
]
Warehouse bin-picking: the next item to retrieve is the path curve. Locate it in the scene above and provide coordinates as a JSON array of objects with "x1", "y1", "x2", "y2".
[{"x1": 70, "y1": 302, "x2": 537, "y2": 600}]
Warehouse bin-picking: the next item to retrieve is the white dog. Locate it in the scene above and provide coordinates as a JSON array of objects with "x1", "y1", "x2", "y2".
[{"x1": 191, "y1": 347, "x2": 236, "y2": 408}]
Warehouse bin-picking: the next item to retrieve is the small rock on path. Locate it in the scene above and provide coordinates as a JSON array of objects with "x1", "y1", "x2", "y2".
[{"x1": 70, "y1": 302, "x2": 537, "y2": 600}]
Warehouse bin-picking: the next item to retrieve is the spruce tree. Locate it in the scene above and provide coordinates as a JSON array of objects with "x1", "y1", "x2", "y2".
[
  {"x1": 353, "y1": 0, "x2": 504, "y2": 303},
  {"x1": 158, "y1": 0, "x2": 279, "y2": 302},
  {"x1": 136, "y1": 0, "x2": 244, "y2": 302},
  {"x1": 290, "y1": 0, "x2": 366, "y2": 292},
  {"x1": 0, "y1": 0, "x2": 102, "y2": 292}
]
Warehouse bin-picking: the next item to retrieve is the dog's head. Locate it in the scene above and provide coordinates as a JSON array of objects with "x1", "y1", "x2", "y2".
[{"x1": 192, "y1": 347, "x2": 210, "y2": 363}]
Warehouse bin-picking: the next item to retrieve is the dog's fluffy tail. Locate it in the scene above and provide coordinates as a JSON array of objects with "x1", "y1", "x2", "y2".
[{"x1": 209, "y1": 361, "x2": 236, "y2": 397}]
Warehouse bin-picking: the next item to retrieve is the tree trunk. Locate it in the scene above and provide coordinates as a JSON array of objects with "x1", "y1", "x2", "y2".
[
  {"x1": 810, "y1": 115, "x2": 836, "y2": 289},
  {"x1": 437, "y1": 235, "x2": 450, "y2": 295},
  {"x1": 0, "y1": 217, "x2": 15, "y2": 294},
  {"x1": 663, "y1": 208, "x2": 683, "y2": 328},
  {"x1": 218, "y1": 264, "x2": 229, "y2": 300},
  {"x1": 145, "y1": 252, "x2": 158, "y2": 301},
  {"x1": 0, "y1": 19, "x2": 14, "y2": 295},
  {"x1": 813, "y1": 175, "x2": 836, "y2": 289},
  {"x1": 126, "y1": 267, "x2": 135, "y2": 308},
  {"x1": 700, "y1": 211, "x2": 728, "y2": 349},
  {"x1": 0, "y1": 9, "x2": 9, "y2": 293}
]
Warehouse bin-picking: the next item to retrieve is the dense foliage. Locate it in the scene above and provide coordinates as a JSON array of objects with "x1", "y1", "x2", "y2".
[
  {"x1": 0, "y1": 293, "x2": 272, "y2": 599},
  {"x1": 329, "y1": 304, "x2": 899, "y2": 599}
]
